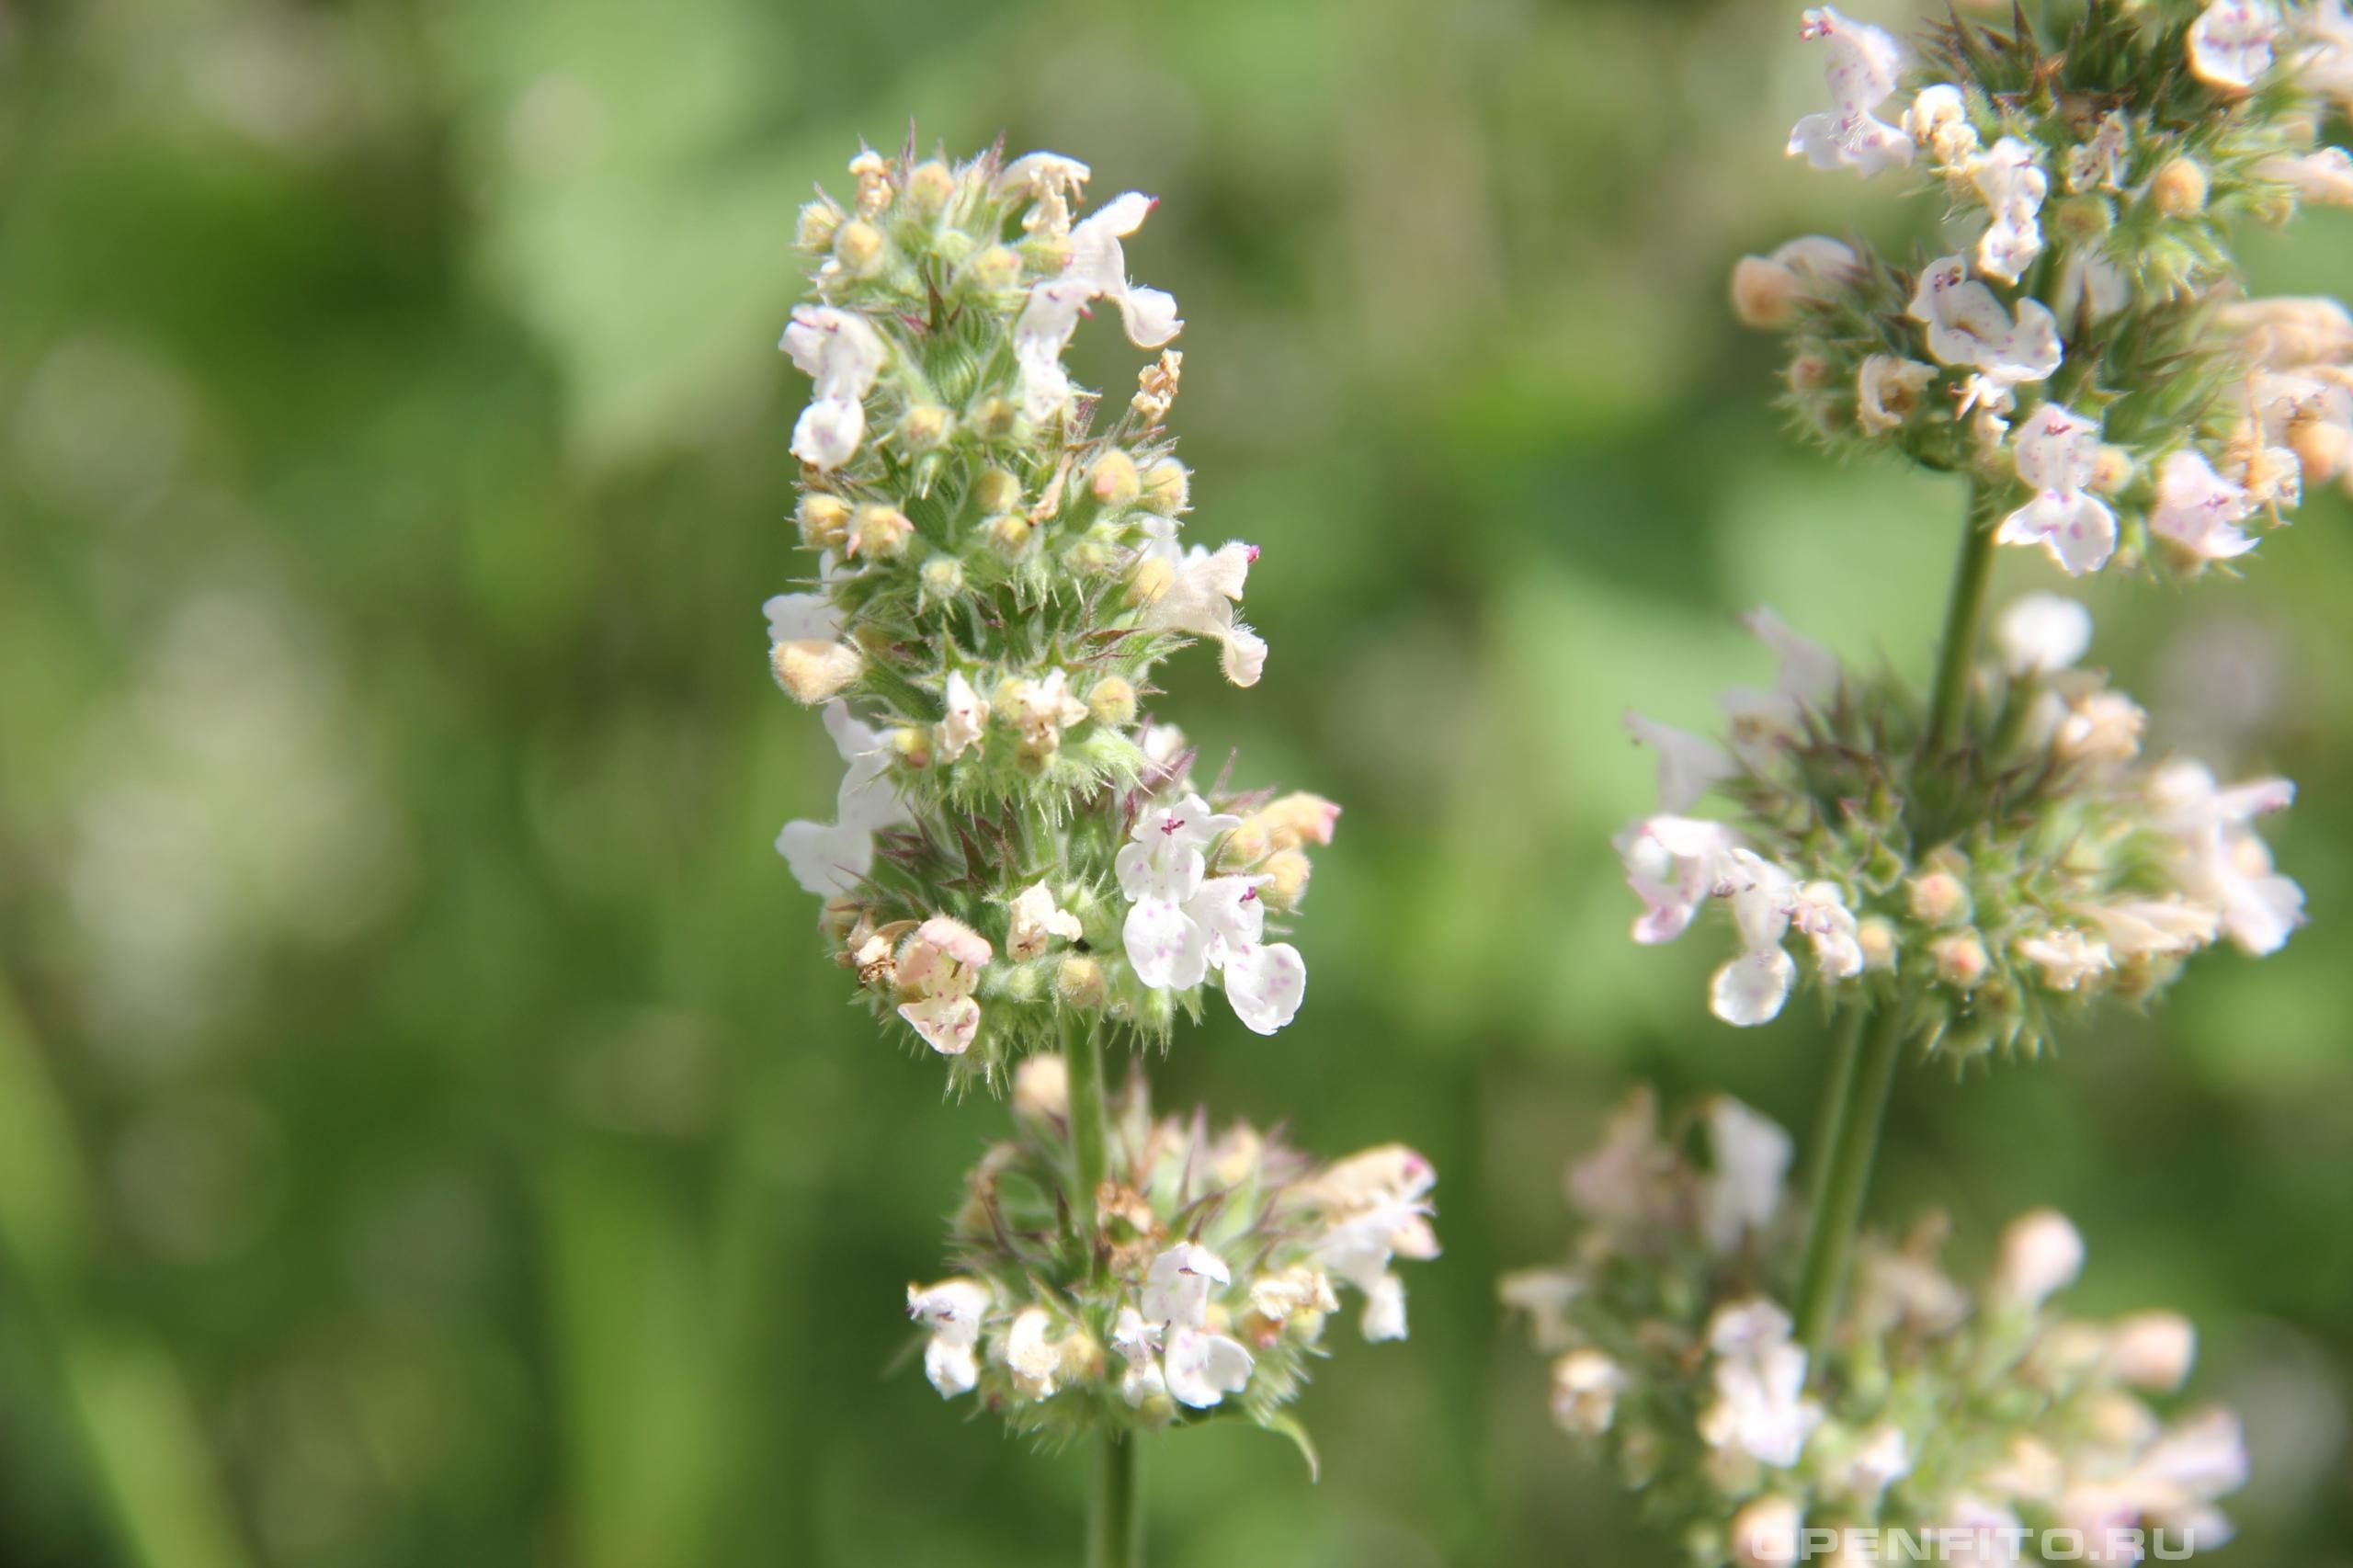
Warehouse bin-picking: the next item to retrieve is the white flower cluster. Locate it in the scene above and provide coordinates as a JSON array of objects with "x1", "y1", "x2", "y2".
[
  {"x1": 1505, "y1": 1096, "x2": 2251, "y2": 1563},
  {"x1": 1116, "y1": 790, "x2": 1308, "y2": 1035}
]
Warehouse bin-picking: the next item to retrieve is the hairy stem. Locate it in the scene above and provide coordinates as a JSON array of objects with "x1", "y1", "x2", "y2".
[
  {"x1": 1793, "y1": 1004, "x2": 1907, "y2": 1369},
  {"x1": 1065, "y1": 1015, "x2": 1108, "y2": 1274},
  {"x1": 1922, "y1": 478, "x2": 2002, "y2": 759},
  {"x1": 1088, "y1": 1431, "x2": 1144, "y2": 1568}
]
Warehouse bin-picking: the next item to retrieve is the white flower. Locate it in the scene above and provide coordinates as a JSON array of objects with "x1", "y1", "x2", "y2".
[
  {"x1": 2260, "y1": 146, "x2": 2353, "y2": 207},
  {"x1": 1993, "y1": 1208, "x2": 2084, "y2": 1310},
  {"x1": 2017, "y1": 927, "x2": 2113, "y2": 991},
  {"x1": 992, "y1": 150, "x2": 1091, "y2": 234},
  {"x1": 1163, "y1": 1324, "x2": 1254, "y2": 1408},
  {"x1": 1970, "y1": 137, "x2": 2048, "y2": 285},
  {"x1": 776, "y1": 700, "x2": 913, "y2": 896},
  {"x1": 1708, "y1": 850, "x2": 1853, "y2": 1028},
  {"x1": 1719, "y1": 607, "x2": 1841, "y2": 761},
  {"x1": 1550, "y1": 1348, "x2": 1626, "y2": 1437},
  {"x1": 1787, "y1": 6, "x2": 1915, "y2": 176},
  {"x1": 1006, "y1": 881, "x2": 1083, "y2": 960},
  {"x1": 781, "y1": 306, "x2": 888, "y2": 472},
  {"x1": 1067, "y1": 192, "x2": 1183, "y2": 349},
  {"x1": 2296, "y1": 0, "x2": 2353, "y2": 107},
  {"x1": 1305, "y1": 1147, "x2": 1438, "y2": 1342},
  {"x1": 1008, "y1": 192, "x2": 1180, "y2": 422},
  {"x1": 2079, "y1": 897, "x2": 2221, "y2": 960},
  {"x1": 1139, "y1": 528, "x2": 1267, "y2": 687},
  {"x1": 1616, "y1": 815, "x2": 1738, "y2": 945},
  {"x1": 1907, "y1": 256, "x2": 2063, "y2": 393},
  {"x1": 2066, "y1": 110, "x2": 2131, "y2": 194},
  {"x1": 2150, "y1": 762, "x2": 2304, "y2": 955},
  {"x1": 1840, "y1": 1426, "x2": 1915, "y2": 1501},
  {"x1": 937, "y1": 670, "x2": 990, "y2": 760},
  {"x1": 1904, "y1": 83, "x2": 1979, "y2": 167},
  {"x1": 998, "y1": 668, "x2": 1089, "y2": 756},
  {"x1": 1140, "y1": 1242, "x2": 1230, "y2": 1329},
  {"x1": 1702, "y1": 1097, "x2": 1792, "y2": 1252},
  {"x1": 895, "y1": 915, "x2": 993, "y2": 1055},
  {"x1": 908, "y1": 1278, "x2": 992, "y2": 1398},
  {"x1": 1997, "y1": 404, "x2": 2118, "y2": 576},
  {"x1": 2054, "y1": 246, "x2": 2131, "y2": 328},
  {"x1": 1624, "y1": 712, "x2": 1737, "y2": 813},
  {"x1": 1996, "y1": 593, "x2": 2093, "y2": 676},
  {"x1": 1002, "y1": 1306, "x2": 1062, "y2": 1400},
  {"x1": 1699, "y1": 1299, "x2": 1823, "y2": 1468},
  {"x1": 1116, "y1": 793, "x2": 1306, "y2": 1032},
  {"x1": 2149, "y1": 449, "x2": 2260, "y2": 563},
  {"x1": 2188, "y1": 0, "x2": 2280, "y2": 93},
  {"x1": 1856, "y1": 354, "x2": 1938, "y2": 435},
  {"x1": 2109, "y1": 1312, "x2": 2199, "y2": 1392}
]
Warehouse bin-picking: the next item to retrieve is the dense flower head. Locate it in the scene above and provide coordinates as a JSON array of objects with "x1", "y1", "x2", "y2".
[
  {"x1": 767, "y1": 142, "x2": 1336, "y2": 1084},
  {"x1": 908, "y1": 1058, "x2": 1438, "y2": 1451},
  {"x1": 1616, "y1": 600, "x2": 2301, "y2": 1054},
  {"x1": 1739, "y1": 1, "x2": 2353, "y2": 582},
  {"x1": 1502, "y1": 1092, "x2": 2246, "y2": 1566}
]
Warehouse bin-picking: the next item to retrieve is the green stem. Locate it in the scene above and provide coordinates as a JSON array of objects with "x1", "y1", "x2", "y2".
[
  {"x1": 1793, "y1": 1005, "x2": 1907, "y2": 1369},
  {"x1": 1064, "y1": 1015, "x2": 1108, "y2": 1270},
  {"x1": 1922, "y1": 478, "x2": 2002, "y2": 759},
  {"x1": 1800, "y1": 1005, "x2": 1868, "y2": 1217},
  {"x1": 1087, "y1": 1431, "x2": 1143, "y2": 1568}
]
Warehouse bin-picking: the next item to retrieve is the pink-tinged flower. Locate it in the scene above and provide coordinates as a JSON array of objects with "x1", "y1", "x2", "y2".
[
  {"x1": 2150, "y1": 762, "x2": 2304, "y2": 955},
  {"x1": 1997, "y1": 404, "x2": 2118, "y2": 576},
  {"x1": 1115, "y1": 792, "x2": 1308, "y2": 1031},
  {"x1": 2148, "y1": 450, "x2": 2260, "y2": 563},
  {"x1": 1008, "y1": 191, "x2": 1181, "y2": 420},
  {"x1": 1787, "y1": 6, "x2": 1915, "y2": 176},
  {"x1": 1699, "y1": 1299, "x2": 1823, "y2": 1468},
  {"x1": 1624, "y1": 712, "x2": 1737, "y2": 813},
  {"x1": 1138, "y1": 525, "x2": 1267, "y2": 687},
  {"x1": 2188, "y1": 0, "x2": 2281, "y2": 93},
  {"x1": 1970, "y1": 137, "x2": 2048, "y2": 285},
  {"x1": 1907, "y1": 256, "x2": 2063, "y2": 393},
  {"x1": 1614, "y1": 815, "x2": 1738, "y2": 945},
  {"x1": 907, "y1": 1278, "x2": 992, "y2": 1397},
  {"x1": 896, "y1": 916, "x2": 993, "y2": 1055},
  {"x1": 1701, "y1": 1097, "x2": 1792, "y2": 1252}
]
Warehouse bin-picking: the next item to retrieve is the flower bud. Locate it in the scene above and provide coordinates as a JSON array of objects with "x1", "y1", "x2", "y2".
[
  {"x1": 2054, "y1": 691, "x2": 2145, "y2": 765},
  {"x1": 797, "y1": 493, "x2": 851, "y2": 550},
  {"x1": 905, "y1": 159, "x2": 956, "y2": 215},
  {"x1": 898, "y1": 403, "x2": 953, "y2": 451},
  {"x1": 1907, "y1": 869, "x2": 1972, "y2": 926},
  {"x1": 1931, "y1": 930, "x2": 1989, "y2": 989},
  {"x1": 2108, "y1": 1311, "x2": 2198, "y2": 1391},
  {"x1": 969, "y1": 396, "x2": 1019, "y2": 439},
  {"x1": 834, "y1": 219, "x2": 886, "y2": 276},
  {"x1": 1259, "y1": 849, "x2": 1313, "y2": 910},
  {"x1": 1731, "y1": 256, "x2": 1804, "y2": 329},
  {"x1": 2050, "y1": 193, "x2": 2113, "y2": 243},
  {"x1": 772, "y1": 640, "x2": 864, "y2": 703},
  {"x1": 1064, "y1": 539, "x2": 1116, "y2": 575},
  {"x1": 1729, "y1": 1495, "x2": 1802, "y2": 1568},
  {"x1": 889, "y1": 725, "x2": 932, "y2": 768},
  {"x1": 987, "y1": 513, "x2": 1034, "y2": 556},
  {"x1": 1087, "y1": 449, "x2": 1141, "y2": 508},
  {"x1": 1140, "y1": 458, "x2": 1190, "y2": 516},
  {"x1": 973, "y1": 467, "x2": 1022, "y2": 517},
  {"x1": 1128, "y1": 553, "x2": 1176, "y2": 605},
  {"x1": 1856, "y1": 915, "x2": 1898, "y2": 971},
  {"x1": 1994, "y1": 1208, "x2": 2084, "y2": 1311},
  {"x1": 796, "y1": 200, "x2": 842, "y2": 252},
  {"x1": 2288, "y1": 412, "x2": 2351, "y2": 484},
  {"x1": 967, "y1": 244, "x2": 1022, "y2": 292},
  {"x1": 851, "y1": 503, "x2": 915, "y2": 560},
  {"x1": 1011, "y1": 1052, "x2": 1069, "y2": 1122},
  {"x1": 1256, "y1": 792, "x2": 1342, "y2": 851},
  {"x1": 1056, "y1": 955, "x2": 1107, "y2": 1007},
  {"x1": 2090, "y1": 444, "x2": 2134, "y2": 494},
  {"x1": 1086, "y1": 676, "x2": 1137, "y2": 727},
  {"x1": 1549, "y1": 1349, "x2": 1625, "y2": 1437},
  {"x1": 920, "y1": 554, "x2": 965, "y2": 599},
  {"x1": 2152, "y1": 157, "x2": 2209, "y2": 218}
]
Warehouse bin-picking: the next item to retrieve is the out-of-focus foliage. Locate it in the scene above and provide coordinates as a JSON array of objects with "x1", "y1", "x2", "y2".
[{"x1": 0, "y1": 1, "x2": 2346, "y2": 1564}]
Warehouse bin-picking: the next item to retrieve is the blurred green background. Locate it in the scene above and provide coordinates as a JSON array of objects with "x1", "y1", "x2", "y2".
[{"x1": 1, "y1": 0, "x2": 2348, "y2": 1563}]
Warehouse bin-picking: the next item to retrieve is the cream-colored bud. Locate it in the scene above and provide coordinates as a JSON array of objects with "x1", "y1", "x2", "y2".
[
  {"x1": 1856, "y1": 915, "x2": 1899, "y2": 971},
  {"x1": 796, "y1": 493, "x2": 851, "y2": 550},
  {"x1": 1787, "y1": 354, "x2": 1834, "y2": 392},
  {"x1": 1256, "y1": 792, "x2": 1342, "y2": 851},
  {"x1": 1056, "y1": 955, "x2": 1106, "y2": 1008},
  {"x1": 1011, "y1": 1052, "x2": 1069, "y2": 1122},
  {"x1": 796, "y1": 200, "x2": 841, "y2": 252},
  {"x1": 973, "y1": 467, "x2": 1021, "y2": 516},
  {"x1": 1065, "y1": 540, "x2": 1115, "y2": 576},
  {"x1": 1057, "y1": 1329, "x2": 1104, "y2": 1382},
  {"x1": 771, "y1": 641, "x2": 863, "y2": 703},
  {"x1": 1128, "y1": 553, "x2": 1176, "y2": 605},
  {"x1": 968, "y1": 244, "x2": 1022, "y2": 292},
  {"x1": 1140, "y1": 458, "x2": 1190, "y2": 516},
  {"x1": 850, "y1": 503, "x2": 914, "y2": 560},
  {"x1": 1087, "y1": 449, "x2": 1141, "y2": 509},
  {"x1": 2152, "y1": 157, "x2": 2209, "y2": 217},
  {"x1": 987, "y1": 513, "x2": 1034, "y2": 556},
  {"x1": 2085, "y1": 1392, "x2": 2160, "y2": 1450},
  {"x1": 2051, "y1": 193, "x2": 2113, "y2": 243},
  {"x1": 1995, "y1": 1208, "x2": 2085, "y2": 1310},
  {"x1": 1731, "y1": 256, "x2": 1804, "y2": 329},
  {"x1": 1729, "y1": 1496, "x2": 1803, "y2": 1568},
  {"x1": 2054, "y1": 691, "x2": 2145, "y2": 765},
  {"x1": 834, "y1": 219, "x2": 885, "y2": 275},
  {"x1": 2289, "y1": 414, "x2": 2351, "y2": 484},
  {"x1": 920, "y1": 554, "x2": 965, "y2": 598},
  {"x1": 906, "y1": 159, "x2": 956, "y2": 215},
  {"x1": 2090, "y1": 444, "x2": 2134, "y2": 494},
  {"x1": 889, "y1": 725, "x2": 932, "y2": 769},
  {"x1": 1931, "y1": 930, "x2": 1989, "y2": 990},
  {"x1": 2108, "y1": 1312, "x2": 2196, "y2": 1391},
  {"x1": 1549, "y1": 1349, "x2": 1624, "y2": 1437},
  {"x1": 1907, "y1": 870, "x2": 1972, "y2": 926},
  {"x1": 969, "y1": 396, "x2": 1019, "y2": 439},
  {"x1": 898, "y1": 403, "x2": 952, "y2": 451},
  {"x1": 1086, "y1": 676, "x2": 1137, "y2": 727},
  {"x1": 1259, "y1": 849, "x2": 1313, "y2": 911}
]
